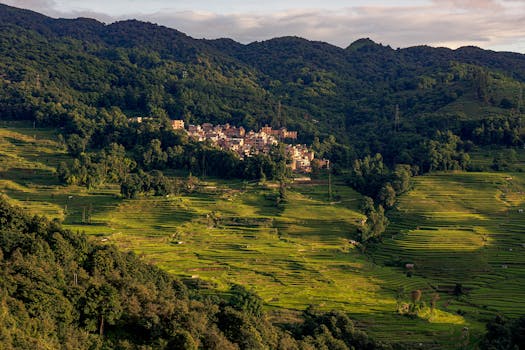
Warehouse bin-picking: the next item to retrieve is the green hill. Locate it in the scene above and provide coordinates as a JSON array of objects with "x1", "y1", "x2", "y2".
[
  {"x1": 1, "y1": 3, "x2": 524, "y2": 166},
  {"x1": 2, "y1": 3, "x2": 525, "y2": 348}
]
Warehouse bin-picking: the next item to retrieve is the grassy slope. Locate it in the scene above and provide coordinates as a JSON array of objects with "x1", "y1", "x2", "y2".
[
  {"x1": 4, "y1": 123, "x2": 525, "y2": 347},
  {"x1": 379, "y1": 172, "x2": 525, "y2": 313}
]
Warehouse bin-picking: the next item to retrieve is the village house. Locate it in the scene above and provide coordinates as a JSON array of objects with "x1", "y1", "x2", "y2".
[
  {"x1": 260, "y1": 125, "x2": 298, "y2": 140},
  {"x1": 184, "y1": 122, "x2": 314, "y2": 172},
  {"x1": 171, "y1": 119, "x2": 185, "y2": 130}
]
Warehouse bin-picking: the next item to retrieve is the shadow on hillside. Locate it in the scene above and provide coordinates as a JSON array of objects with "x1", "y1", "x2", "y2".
[{"x1": 0, "y1": 167, "x2": 60, "y2": 186}]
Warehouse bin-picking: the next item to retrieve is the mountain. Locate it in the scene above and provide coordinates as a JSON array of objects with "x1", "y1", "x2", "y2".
[
  {"x1": 2, "y1": 5, "x2": 525, "y2": 347},
  {"x1": 0, "y1": 3, "x2": 524, "y2": 168}
]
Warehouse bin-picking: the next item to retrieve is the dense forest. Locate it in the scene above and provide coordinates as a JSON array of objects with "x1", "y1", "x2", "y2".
[
  {"x1": 0, "y1": 196, "x2": 392, "y2": 349},
  {"x1": 0, "y1": 3, "x2": 524, "y2": 174}
]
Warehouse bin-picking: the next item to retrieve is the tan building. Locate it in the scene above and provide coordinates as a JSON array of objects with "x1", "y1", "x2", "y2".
[
  {"x1": 171, "y1": 119, "x2": 185, "y2": 130},
  {"x1": 260, "y1": 125, "x2": 298, "y2": 140},
  {"x1": 283, "y1": 130, "x2": 298, "y2": 139}
]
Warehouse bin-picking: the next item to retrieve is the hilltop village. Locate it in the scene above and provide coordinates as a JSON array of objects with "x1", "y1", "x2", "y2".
[{"x1": 171, "y1": 120, "x2": 318, "y2": 173}]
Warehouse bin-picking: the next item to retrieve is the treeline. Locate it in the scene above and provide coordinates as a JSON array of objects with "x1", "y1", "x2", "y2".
[
  {"x1": 347, "y1": 154, "x2": 412, "y2": 242},
  {"x1": 56, "y1": 116, "x2": 291, "y2": 191},
  {"x1": 0, "y1": 196, "x2": 392, "y2": 349}
]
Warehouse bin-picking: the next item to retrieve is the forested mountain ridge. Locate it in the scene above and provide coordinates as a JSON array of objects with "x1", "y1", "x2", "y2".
[{"x1": 1, "y1": 2, "x2": 524, "y2": 171}]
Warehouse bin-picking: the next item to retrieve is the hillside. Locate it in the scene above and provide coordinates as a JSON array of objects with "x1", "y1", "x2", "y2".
[
  {"x1": 2, "y1": 122, "x2": 525, "y2": 348},
  {"x1": 0, "y1": 183, "x2": 391, "y2": 349},
  {"x1": 2, "y1": 3, "x2": 525, "y2": 349},
  {"x1": 1, "y1": 3, "x2": 524, "y2": 167}
]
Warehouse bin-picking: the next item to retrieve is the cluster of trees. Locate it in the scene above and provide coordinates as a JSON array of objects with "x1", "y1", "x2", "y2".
[
  {"x1": 57, "y1": 143, "x2": 135, "y2": 188},
  {"x1": 480, "y1": 315, "x2": 525, "y2": 350},
  {"x1": 358, "y1": 197, "x2": 389, "y2": 243},
  {"x1": 120, "y1": 171, "x2": 198, "y2": 199},
  {"x1": 348, "y1": 154, "x2": 414, "y2": 209},
  {"x1": 56, "y1": 115, "x2": 292, "y2": 193},
  {"x1": 469, "y1": 116, "x2": 522, "y2": 147},
  {"x1": 347, "y1": 131, "x2": 468, "y2": 211},
  {"x1": 347, "y1": 131, "x2": 469, "y2": 243},
  {"x1": 347, "y1": 154, "x2": 415, "y2": 242},
  {"x1": 0, "y1": 196, "x2": 393, "y2": 349},
  {"x1": 397, "y1": 290, "x2": 441, "y2": 318},
  {"x1": 419, "y1": 130, "x2": 470, "y2": 173}
]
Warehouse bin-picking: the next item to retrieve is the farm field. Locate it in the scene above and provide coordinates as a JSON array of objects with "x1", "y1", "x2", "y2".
[
  {"x1": 377, "y1": 172, "x2": 525, "y2": 319},
  {"x1": 2, "y1": 123, "x2": 525, "y2": 348}
]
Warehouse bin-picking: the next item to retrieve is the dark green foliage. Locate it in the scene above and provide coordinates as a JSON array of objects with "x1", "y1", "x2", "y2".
[
  {"x1": 120, "y1": 174, "x2": 142, "y2": 199},
  {"x1": 359, "y1": 202, "x2": 389, "y2": 242},
  {"x1": 1, "y1": 3, "x2": 525, "y2": 179},
  {"x1": 295, "y1": 306, "x2": 391, "y2": 350},
  {"x1": 378, "y1": 183, "x2": 396, "y2": 209},
  {"x1": 481, "y1": 315, "x2": 525, "y2": 350},
  {"x1": 82, "y1": 283, "x2": 122, "y2": 336},
  {"x1": 228, "y1": 284, "x2": 264, "y2": 318},
  {"x1": 0, "y1": 196, "x2": 387, "y2": 349},
  {"x1": 348, "y1": 155, "x2": 414, "y2": 210},
  {"x1": 420, "y1": 131, "x2": 470, "y2": 172}
]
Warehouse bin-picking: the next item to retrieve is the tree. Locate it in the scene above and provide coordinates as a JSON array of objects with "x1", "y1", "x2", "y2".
[
  {"x1": 378, "y1": 183, "x2": 396, "y2": 209},
  {"x1": 82, "y1": 283, "x2": 122, "y2": 336},
  {"x1": 430, "y1": 293, "x2": 440, "y2": 312},
  {"x1": 120, "y1": 174, "x2": 143, "y2": 199},
  {"x1": 167, "y1": 330, "x2": 198, "y2": 350},
  {"x1": 391, "y1": 164, "x2": 412, "y2": 194},
  {"x1": 410, "y1": 290, "x2": 422, "y2": 304},
  {"x1": 359, "y1": 197, "x2": 388, "y2": 242},
  {"x1": 149, "y1": 170, "x2": 173, "y2": 196},
  {"x1": 480, "y1": 315, "x2": 516, "y2": 350},
  {"x1": 66, "y1": 134, "x2": 88, "y2": 157},
  {"x1": 276, "y1": 181, "x2": 288, "y2": 207},
  {"x1": 422, "y1": 130, "x2": 469, "y2": 172},
  {"x1": 142, "y1": 139, "x2": 167, "y2": 170},
  {"x1": 56, "y1": 161, "x2": 71, "y2": 184},
  {"x1": 229, "y1": 285, "x2": 264, "y2": 318}
]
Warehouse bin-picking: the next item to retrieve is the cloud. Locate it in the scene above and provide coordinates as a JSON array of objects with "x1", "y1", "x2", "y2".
[
  {"x1": 136, "y1": 2, "x2": 525, "y2": 52},
  {"x1": 2, "y1": 0, "x2": 57, "y2": 13},
  {"x1": 1, "y1": 0, "x2": 524, "y2": 52},
  {"x1": 433, "y1": 0, "x2": 502, "y2": 10}
]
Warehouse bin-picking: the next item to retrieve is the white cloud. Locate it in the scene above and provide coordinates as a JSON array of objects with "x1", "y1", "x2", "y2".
[
  {"x1": 1, "y1": 0, "x2": 524, "y2": 52},
  {"x1": 2, "y1": 0, "x2": 57, "y2": 13},
  {"x1": 138, "y1": 3, "x2": 525, "y2": 52}
]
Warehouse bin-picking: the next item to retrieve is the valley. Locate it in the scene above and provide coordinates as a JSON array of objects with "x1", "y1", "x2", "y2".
[{"x1": 2, "y1": 122, "x2": 525, "y2": 347}]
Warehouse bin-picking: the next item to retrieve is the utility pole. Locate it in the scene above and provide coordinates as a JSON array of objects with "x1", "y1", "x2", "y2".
[
  {"x1": 327, "y1": 160, "x2": 332, "y2": 202},
  {"x1": 394, "y1": 104, "x2": 400, "y2": 132},
  {"x1": 518, "y1": 85, "x2": 523, "y2": 114},
  {"x1": 201, "y1": 152, "x2": 206, "y2": 178},
  {"x1": 277, "y1": 100, "x2": 282, "y2": 128}
]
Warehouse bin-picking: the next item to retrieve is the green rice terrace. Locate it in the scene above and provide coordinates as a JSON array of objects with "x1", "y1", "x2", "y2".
[{"x1": 2, "y1": 122, "x2": 525, "y2": 348}]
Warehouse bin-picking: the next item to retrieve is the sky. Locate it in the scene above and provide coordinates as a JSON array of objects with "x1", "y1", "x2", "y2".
[{"x1": 2, "y1": 0, "x2": 525, "y2": 53}]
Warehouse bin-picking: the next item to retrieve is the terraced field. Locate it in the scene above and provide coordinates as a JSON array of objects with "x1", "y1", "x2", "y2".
[
  {"x1": 3, "y1": 123, "x2": 525, "y2": 347},
  {"x1": 377, "y1": 173, "x2": 525, "y2": 320}
]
